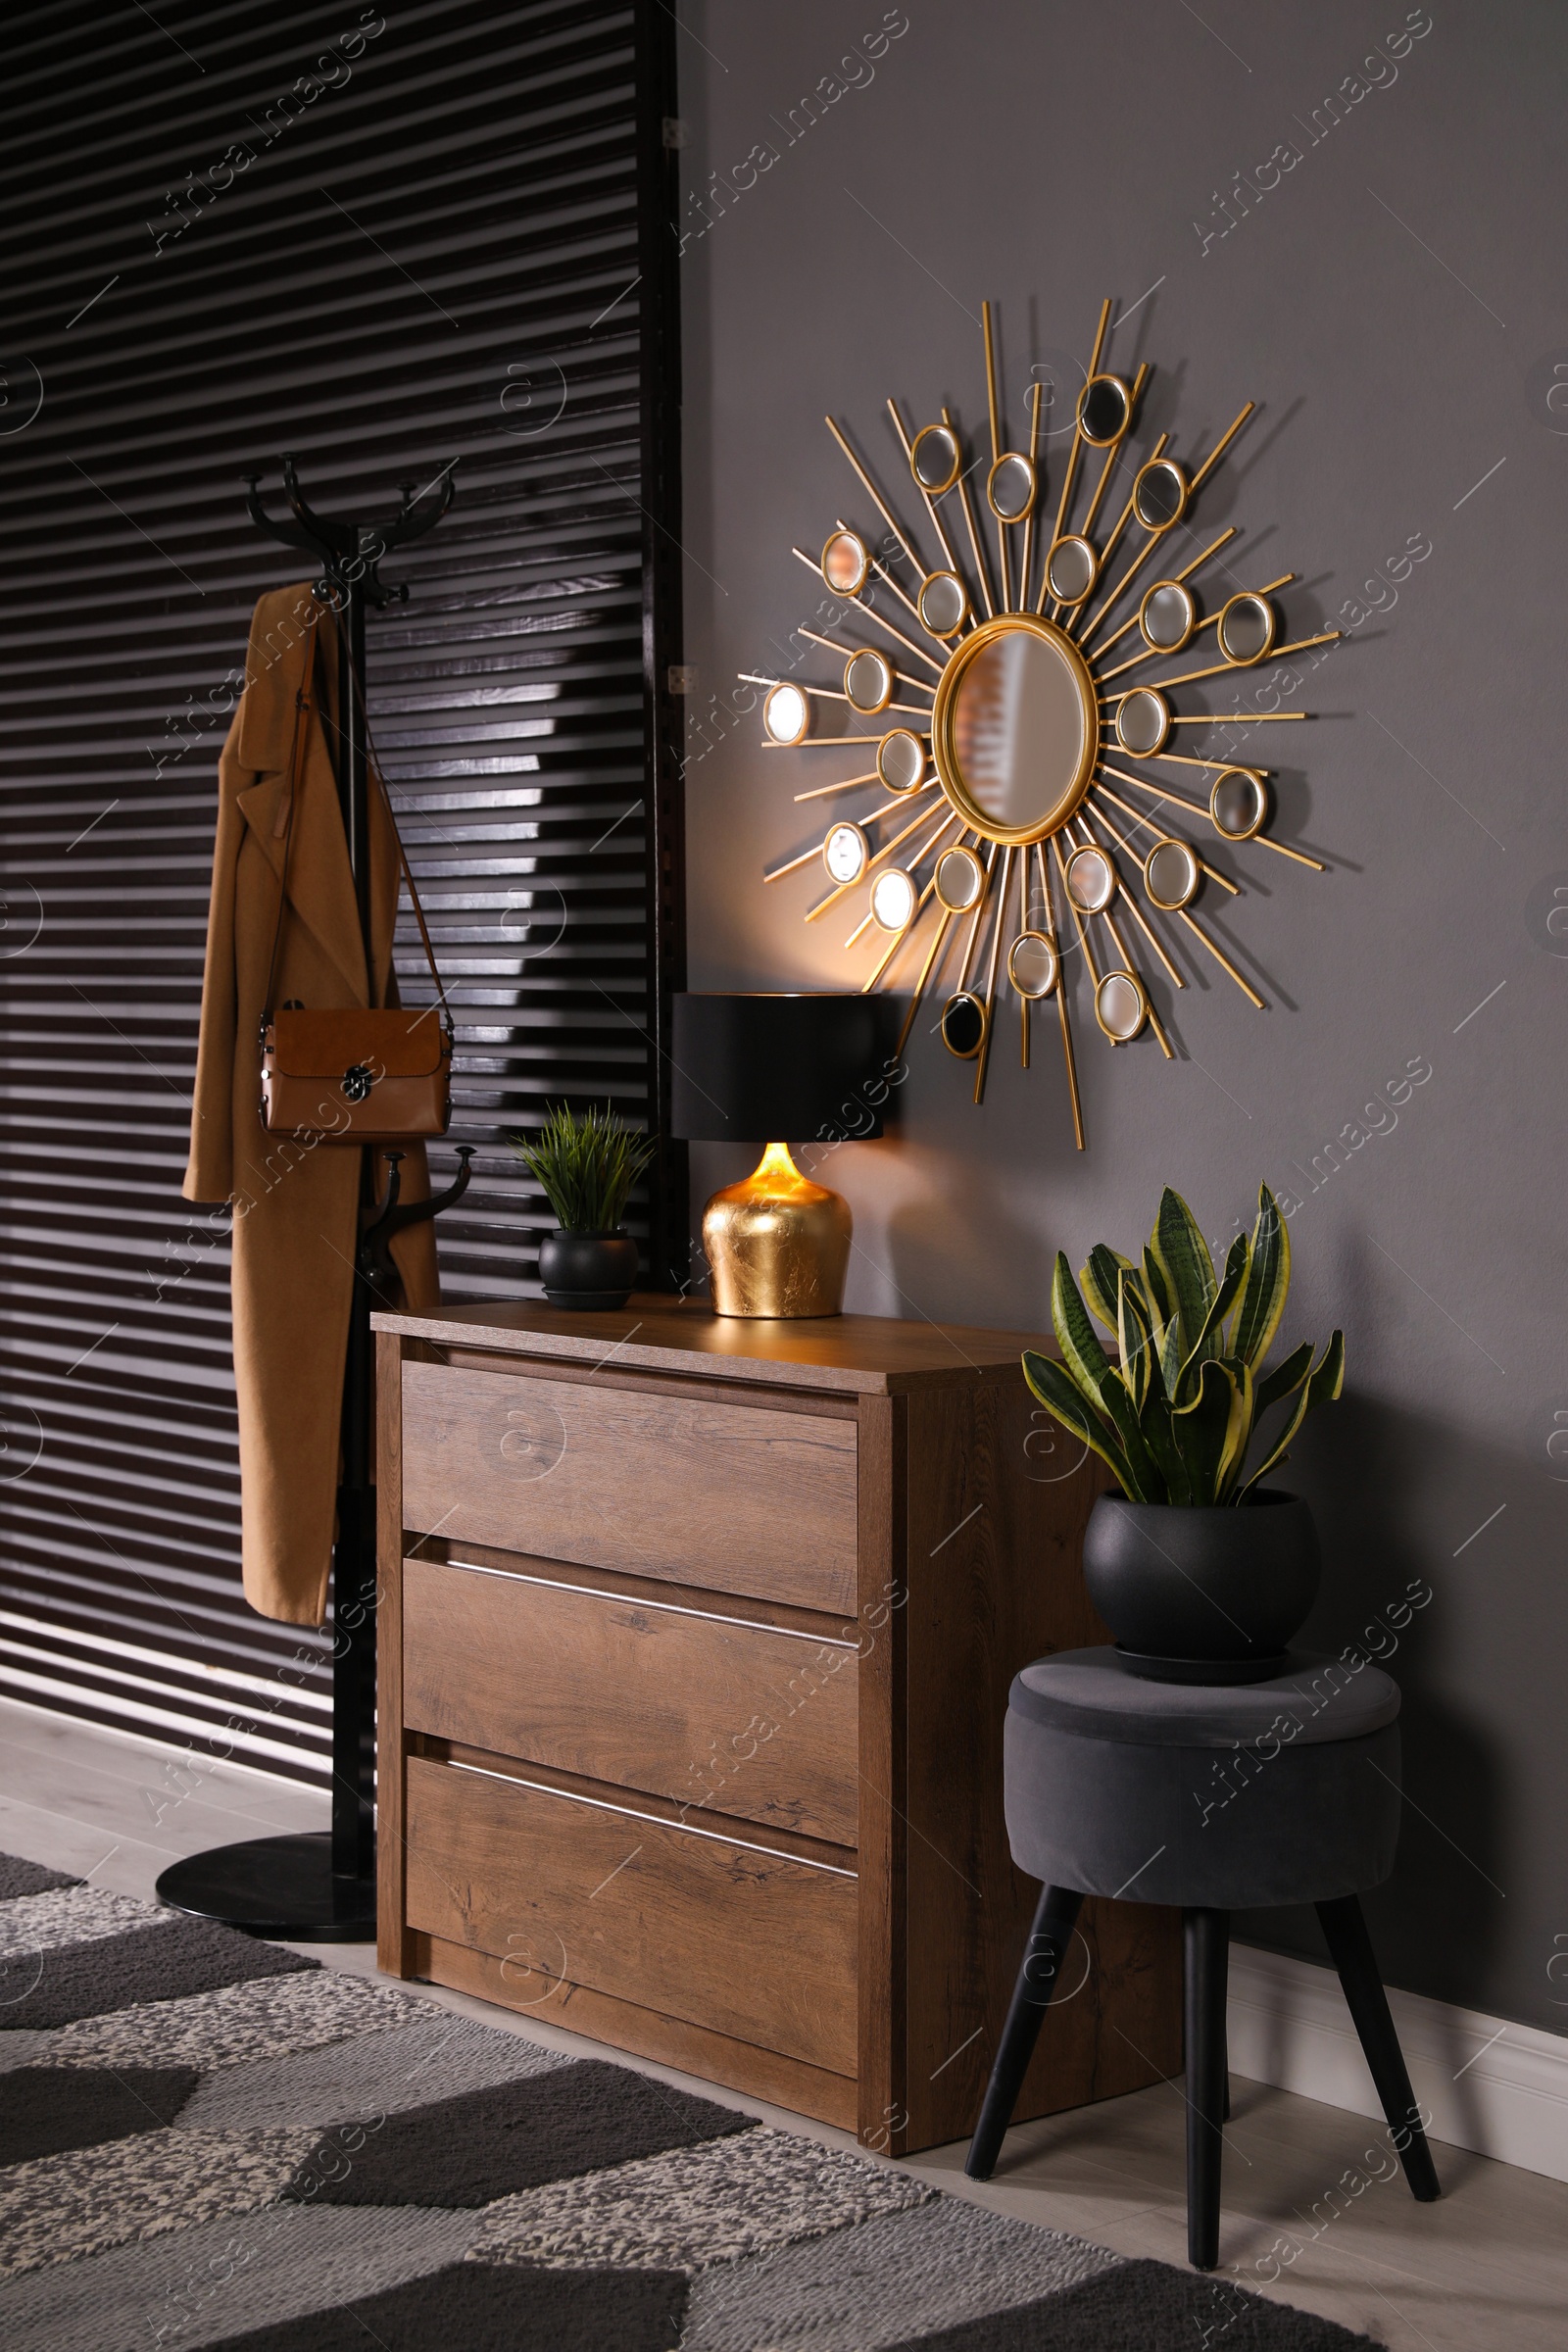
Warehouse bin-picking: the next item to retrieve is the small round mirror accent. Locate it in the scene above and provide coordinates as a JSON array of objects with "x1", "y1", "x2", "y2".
[
  {"x1": 1096, "y1": 969, "x2": 1148, "y2": 1044},
  {"x1": 1132, "y1": 457, "x2": 1188, "y2": 531},
  {"x1": 821, "y1": 528, "x2": 869, "y2": 597},
  {"x1": 870, "y1": 867, "x2": 917, "y2": 932},
  {"x1": 844, "y1": 648, "x2": 894, "y2": 714},
  {"x1": 1065, "y1": 843, "x2": 1116, "y2": 915},
  {"x1": 934, "y1": 845, "x2": 986, "y2": 911},
  {"x1": 988, "y1": 451, "x2": 1037, "y2": 521},
  {"x1": 1046, "y1": 534, "x2": 1098, "y2": 606},
  {"x1": 910, "y1": 422, "x2": 961, "y2": 494},
  {"x1": 1007, "y1": 930, "x2": 1059, "y2": 999},
  {"x1": 1210, "y1": 769, "x2": 1268, "y2": 841},
  {"x1": 763, "y1": 682, "x2": 809, "y2": 746},
  {"x1": 1114, "y1": 686, "x2": 1171, "y2": 758},
  {"x1": 823, "y1": 821, "x2": 869, "y2": 884},
  {"x1": 940, "y1": 990, "x2": 987, "y2": 1058},
  {"x1": 1144, "y1": 836, "x2": 1200, "y2": 910},
  {"x1": 1140, "y1": 579, "x2": 1196, "y2": 653},
  {"x1": 917, "y1": 570, "x2": 969, "y2": 638},
  {"x1": 1078, "y1": 374, "x2": 1130, "y2": 446},
  {"x1": 1217, "y1": 592, "x2": 1277, "y2": 664},
  {"x1": 877, "y1": 728, "x2": 927, "y2": 794}
]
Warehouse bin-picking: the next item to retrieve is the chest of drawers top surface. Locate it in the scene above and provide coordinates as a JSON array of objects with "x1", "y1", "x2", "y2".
[{"x1": 373, "y1": 1294, "x2": 1050, "y2": 1393}]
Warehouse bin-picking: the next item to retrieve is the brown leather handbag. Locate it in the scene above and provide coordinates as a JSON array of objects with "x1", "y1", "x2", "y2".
[{"x1": 259, "y1": 628, "x2": 453, "y2": 1145}]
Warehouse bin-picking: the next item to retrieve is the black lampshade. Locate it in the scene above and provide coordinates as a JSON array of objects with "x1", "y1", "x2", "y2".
[{"x1": 670, "y1": 993, "x2": 892, "y2": 1143}]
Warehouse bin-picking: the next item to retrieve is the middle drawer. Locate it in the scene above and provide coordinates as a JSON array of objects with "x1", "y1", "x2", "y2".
[{"x1": 402, "y1": 1556, "x2": 859, "y2": 1848}]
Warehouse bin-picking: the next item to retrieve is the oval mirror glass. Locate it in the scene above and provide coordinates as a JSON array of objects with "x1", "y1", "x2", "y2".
[
  {"x1": 1218, "y1": 593, "x2": 1276, "y2": 664},
  {"x1": 934, "y1": 844, "x2": 985, "y2": 911},
  {"x1": 940, "y1": 991, "x2": 987, "y2": 1058},
  {"x1": 910, "y1": 422, "x2": 960, "y2": 494},
  {"x1": 870, "y1": 867, "x2": 916, "y2": 932},
  {"x1": 823, "y1": 821, "x2": 868, "y2": 883},
  {"x1": 1132, "y1": 458, "x2": 1187, "y2": 531},
  {"x1": 1114, "y1": 686, "x2": 1170, "y2": 757},
  {"x1": 763, "y1": 682, "x2": 808, "y2": 745},
  {"x1": 918, "y1": 570, "x2": 969, "y2": 638},
  {"x1": 1096, "y1": 969, "x2": 1148, "y2": 1043},
  {"x1": 1046, "y1": 535, "x2": 1097, "y2": 606},
  {"x1": 1210, "y1": 769, "x2": 1267, "y2": 840},
  {"x1": 1079, "y1": 373, "x2": 1130, "y2": 446},
  {"x1": 1145, "y1": 836, "x2": 1200, "y2": 909},
  {"x1": 877, "y1": 728, "x2": 926, "y2": 794},
  {"x1": 844, "y1": 648, "x2": 893, "y2": 714},
  {"x1": 1140, "y1": 579, "x2": 1195, "y2": 653},
  {"x1": 988, "y1": 452, "x2": 1036, "y2": 521},
  {"x1": 821, "y1": 529, "x2": 869, "y2": 597},
  {"x1": 1007, "y1": 930, "x2": 1059, "y2": 999},
  {"x1": 945, "y1": 619, "x2": 1094, "y2": 840},
  {"x1": 1066, "y1": 843, "x2": 1116, "y2": 914}
]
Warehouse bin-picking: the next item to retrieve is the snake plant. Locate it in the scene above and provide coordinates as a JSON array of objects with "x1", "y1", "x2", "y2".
[{"x1": 1022, "y1": 1183, "x2": 1345, "y2": 1506}]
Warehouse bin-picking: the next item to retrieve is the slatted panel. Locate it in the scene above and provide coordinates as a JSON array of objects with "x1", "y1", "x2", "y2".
[{"x1": 0, "y1": 0, "x2": 682, "y2": 1782}]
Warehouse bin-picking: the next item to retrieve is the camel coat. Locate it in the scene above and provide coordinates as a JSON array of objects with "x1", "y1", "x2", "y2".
[{"x1": 184, "y1": 585, "x2": 440, "y2": 1625}]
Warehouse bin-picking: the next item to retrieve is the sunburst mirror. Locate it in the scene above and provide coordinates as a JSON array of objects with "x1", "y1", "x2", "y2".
[{"x1": 747, "y1": 298, "x2": 1337, "y2": 1144}]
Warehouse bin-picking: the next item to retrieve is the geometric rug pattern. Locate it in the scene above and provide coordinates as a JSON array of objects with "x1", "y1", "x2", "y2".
[{"x1": 0, "y1": 1851, "x2": 1378, "y2": 2349}]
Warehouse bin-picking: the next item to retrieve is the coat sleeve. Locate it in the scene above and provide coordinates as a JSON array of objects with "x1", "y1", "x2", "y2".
[{"x1": 183, "y1": 717, "x2": 246, "y2": 1204}]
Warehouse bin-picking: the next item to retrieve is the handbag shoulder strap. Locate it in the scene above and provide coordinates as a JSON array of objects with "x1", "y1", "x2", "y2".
[{"x1": 261, "y1": 610, "x2": 321, "y2": 1023}]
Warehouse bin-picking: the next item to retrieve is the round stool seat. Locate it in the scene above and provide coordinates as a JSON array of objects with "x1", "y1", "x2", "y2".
[{"x1": 1004, "y1": 1647, "x2": 1401, "y2": 1911}]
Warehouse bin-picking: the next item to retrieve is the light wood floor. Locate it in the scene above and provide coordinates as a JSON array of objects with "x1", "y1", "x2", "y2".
[{"x1": 3, "y1": 1694, "x2": 1563, "y2": 2350}]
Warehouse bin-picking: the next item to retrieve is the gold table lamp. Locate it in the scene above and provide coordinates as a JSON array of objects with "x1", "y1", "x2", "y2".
[{"x1": 670, "y1": 993, "x2": 892, "y2": 1318}]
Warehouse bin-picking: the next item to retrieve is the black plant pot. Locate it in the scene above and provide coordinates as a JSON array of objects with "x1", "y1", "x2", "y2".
[
  {"x1": 1082, "y1": 1489, "x2": 1321, "y2": 1685},
  {"x1": 537, "y1": 1229, "x2": 639, "y2": 1311}
]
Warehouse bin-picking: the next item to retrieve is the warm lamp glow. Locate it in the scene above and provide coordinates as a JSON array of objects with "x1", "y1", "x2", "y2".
[{"x1": 702, "y1": 1142, "x2": 852, "y2": 1318}]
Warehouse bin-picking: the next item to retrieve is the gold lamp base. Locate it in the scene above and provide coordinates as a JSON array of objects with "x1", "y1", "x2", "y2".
[{"x1": 703, "y1": 1142, "x2": 851, "y2": 1318}]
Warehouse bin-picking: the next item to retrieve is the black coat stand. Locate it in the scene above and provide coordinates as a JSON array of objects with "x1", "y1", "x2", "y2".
[{"x1": 157, "y1": 458, "x2": 469, "y2": 1939}]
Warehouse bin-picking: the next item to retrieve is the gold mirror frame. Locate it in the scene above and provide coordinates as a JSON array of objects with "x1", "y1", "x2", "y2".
[{"x1": 931, "y1": 613, "x2": 1099, "y2": 848}]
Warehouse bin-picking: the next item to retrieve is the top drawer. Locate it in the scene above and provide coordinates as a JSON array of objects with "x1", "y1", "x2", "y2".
[{"x1": 401, "y1": 1361, "x2": 858, "y2": 1616}]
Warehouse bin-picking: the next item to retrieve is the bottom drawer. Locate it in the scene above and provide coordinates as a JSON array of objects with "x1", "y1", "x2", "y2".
[{"x1": 403, "y1": 1756, "x2": 858, "y2": 2078}]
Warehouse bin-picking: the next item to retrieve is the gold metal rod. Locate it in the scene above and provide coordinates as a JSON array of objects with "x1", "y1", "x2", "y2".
[
  {"x1": 973, "y1": 841, "x2": 1013, "y2": 1103},
  {"x1": 983, "y1": 299, "x2": 1002, "y2": 466},
  {"x1": 864, "y1": 780, "x2": 940, "y2": 822},
  {"x1": 1186, "y1": 401, "x2": 1255, "y2": 496},
  {"x1": 896, "y1": 904, "x2": 955, "y2": 1054},
  {"x1": 1097, "y1": 577, "x2": 1294, "y2": 680},
  {"x1": 1043, "y1": 296, "x2": 1110, "y2": 574},
  {"x1": 825, "y1": 416, "x2": 929, "y2": 584},
  {"x1": 1093, "y1": 527, "x2": 1240, "y2": 657},
  {"x1": 1179, "y1": 908, "x2": 1266, "y2": 1007},
  {"x1": 864, "y1": 872, "x2": 939, "y2": 992},
  {"x1": 791, "y1": 546, "x2": 947, "y2": 672},
  {"x1": 798, "y1": 624, "x2": 937, "y2": 698},
  {"x1": 1101, "y1": 905, "x2": 1174, "y2": 1057},
  {"x1": 956, "y1": 843, "x2": 999, "y2": 991},
  {"x1": 805, "y1": 804, "x2": 958, "y2": 921},
  {"x1": 1089, "y1": 781, "x2": 1240, "y2": 894},
  {"x1": 845, "y1": 911, "x2": 874, "y2": 948},
  {"x1": 1070, "y1": 431, "x2": 1171, "y2": 640},
  {"x1": 1136, "y1": 748, "x2": 1267, "y2": 779},
  {"x1": 1053, "y1": 835, "x2": 1100, "y2": 987},
  {"x1": 761, "y1": 734, "x2": 929, "y2": 749},
  {"x1": 794, "y1": 770, "x2": 881, "y2": 802},
  {"x1": 1127, "y1": 631, "x2": 1339, "y2": 695},
  {"x1": 946, "y1": 405, "x2": 996, "y2": 618},
  {"x1": 745, "y1": 672, "x2": 934, "y2": 720},
  {"x1": 1018, "y1": 380, "x2": 1044, "y2": 613},
  {"x1": 866, "y1": 551, "x2": 947, "y2": 642},
  {"x1": 1080, "y1": 363, "x2": 1150, "y2": 543},
  {"x1": 885, "y1": 400, "x2": 969, "y2": 587},
  {"x1": 1167, "y1": 711, "x2": 1308, "y2": 723},
  {"x1": 1098, "y1": 760, "x2": 1325, "y2": 869},
  {"x1": 764, "y1": 843, "x2": 826, "y2": 884},
  {"x1": 1042, "y1": 845, "x2": 1084, "y2": 1150},
  {"x1": 1017, "y1": 846, "x2": 1031, "y2": 1067},
  {"x1": 1079, "y1": 807, "x2": 1185, "y2": 987}
]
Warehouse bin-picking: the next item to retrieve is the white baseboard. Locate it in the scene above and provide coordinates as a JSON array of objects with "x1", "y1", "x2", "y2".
[{"x1": 1227, "y1": 1941, "x2": 1568, "y2": 2184}]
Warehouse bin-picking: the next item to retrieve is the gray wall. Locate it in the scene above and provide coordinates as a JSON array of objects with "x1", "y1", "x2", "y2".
[{"x1": 675, "y1": 0, "x2": 1566, "y2": 2034}]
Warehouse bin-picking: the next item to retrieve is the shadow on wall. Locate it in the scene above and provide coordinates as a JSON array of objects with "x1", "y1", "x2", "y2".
[
  {"x1": 1237, "y1": 1389, "x2": 1524, "y2": 2025},
  {"x1": 884, "y1": 1182, "x2": 1048, "y2": 1330}
]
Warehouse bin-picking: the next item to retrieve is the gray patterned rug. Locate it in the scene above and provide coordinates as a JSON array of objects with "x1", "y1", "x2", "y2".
[{"x1": 0, "y1": 1850, "x2": 1377, "y2": 2349}]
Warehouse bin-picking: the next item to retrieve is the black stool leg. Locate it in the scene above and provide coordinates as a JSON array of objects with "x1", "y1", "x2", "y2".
[
  {"x1": 1185, "y1": 1906, "x2": 1229, "y2": 2270},
  {"x1": 1316, "y1": 1895, "x2": 1441, "y2": 2202},
  {"x1": 965, "y1": 1884, "x2": 1083, "y2": 2180}
]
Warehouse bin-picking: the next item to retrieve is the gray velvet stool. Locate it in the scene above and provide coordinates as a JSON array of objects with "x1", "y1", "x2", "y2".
[{"x1": 965, "y1": 1647, "x2": 1441, "y2": 2268}]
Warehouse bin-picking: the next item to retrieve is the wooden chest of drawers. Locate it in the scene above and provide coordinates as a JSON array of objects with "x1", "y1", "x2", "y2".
[{"x1": 373, "y1": 1298, "x2": 1180, "y2": 2154}]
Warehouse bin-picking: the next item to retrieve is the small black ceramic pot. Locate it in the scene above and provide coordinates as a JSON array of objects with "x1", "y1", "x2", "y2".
[
  {"x1": 537, "y1": 1229, "x2": 638, "y2": 1311},
  {"x1": 1082, "y1": 1489, "x2": 1321, "y2": 1685}
]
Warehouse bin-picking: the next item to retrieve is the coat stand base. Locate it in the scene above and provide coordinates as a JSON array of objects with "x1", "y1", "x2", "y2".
[{"x1": 156, "y1": 1832, "x2": 376, "y2": 1942}]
